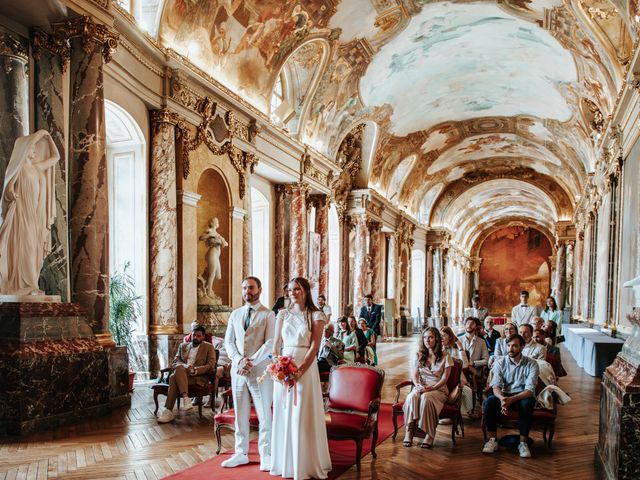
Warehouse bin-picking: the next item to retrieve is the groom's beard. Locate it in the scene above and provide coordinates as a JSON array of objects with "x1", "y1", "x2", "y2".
[
  {"x1": 192, "y1": 339, "x2": 201, "y2": 346},
  {"x1": 244, "y1": 292, "x2": 260, "y2": 304}
]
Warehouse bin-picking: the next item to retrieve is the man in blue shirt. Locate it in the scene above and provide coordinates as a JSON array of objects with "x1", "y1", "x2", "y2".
[{"x1": 482, "y1": 333, "x2": 539, "y2": 458}]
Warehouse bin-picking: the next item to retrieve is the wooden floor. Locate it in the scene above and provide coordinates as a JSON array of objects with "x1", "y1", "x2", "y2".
[{"x1": 0, "y1": 337, "x2": 603, "y2": 480}]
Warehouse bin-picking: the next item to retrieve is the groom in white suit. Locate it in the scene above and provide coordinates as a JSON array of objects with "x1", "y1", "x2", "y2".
[
  {"x1": 511, "y1": 290, "x2": 539, "y2": 326},
  {"x1": 222, "y1": 276, "x2": 275, "y2": 470}
]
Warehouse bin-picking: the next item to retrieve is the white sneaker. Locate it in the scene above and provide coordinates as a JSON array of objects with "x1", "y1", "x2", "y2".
[
  {"x1": 157, "y1": 409, "x2": 174, "y2": 423},
  {"x1": 482, "y1": 438, "x2": 499, "y2": 454},
  {"x1": 221, "y1": 453, "x2": 249, "y2": 468},
  {"x1": 179, "y1": 397, "x2": 194, "y2": 411},
  {"x1": 259, "y1": 455, "x2": 271, "y2": 472},
  {"x1": 518, "y1": 442, "x2": 532, "y2": 458}
]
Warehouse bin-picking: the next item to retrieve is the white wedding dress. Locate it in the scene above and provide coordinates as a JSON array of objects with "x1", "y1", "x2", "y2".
[{"x1": 270, "y1": 308, "x2": 331, "y2": 480}]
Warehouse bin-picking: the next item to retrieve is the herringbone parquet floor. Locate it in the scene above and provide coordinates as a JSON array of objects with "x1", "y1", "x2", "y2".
[{"x1": 0, "y1": 336, "x2": 602, "y2": 480}]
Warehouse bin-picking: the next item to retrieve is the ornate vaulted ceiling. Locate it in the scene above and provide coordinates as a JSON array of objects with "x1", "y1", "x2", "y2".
[{"x1": 156, "y1": 0, "x2": 637, "y2": 251}]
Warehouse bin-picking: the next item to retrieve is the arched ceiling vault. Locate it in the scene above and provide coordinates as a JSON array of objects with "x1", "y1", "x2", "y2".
[{"x1": 155, "y1": 0, "x2": 637, "y2": 253}]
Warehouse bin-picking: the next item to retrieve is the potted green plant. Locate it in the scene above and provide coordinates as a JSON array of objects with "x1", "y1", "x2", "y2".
[{"x1": 109, "y1": 262, "x2": 141, "y2": 392}]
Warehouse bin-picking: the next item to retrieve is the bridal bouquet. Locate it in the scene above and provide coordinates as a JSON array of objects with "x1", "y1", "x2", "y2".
[{"x1": 259, "y1": 355, "x2": 300, "y2": 405}]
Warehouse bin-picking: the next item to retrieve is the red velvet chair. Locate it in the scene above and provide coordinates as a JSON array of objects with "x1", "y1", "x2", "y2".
[
  {"x1": 325, "y1": 363, "x2": 385, "y2": 471},
  {"x1": 391, "y1": 358, "x2": 464, "y2": 445},
  {"x1": 213, "y1": 389, "x2": 260, "y2": 454}
]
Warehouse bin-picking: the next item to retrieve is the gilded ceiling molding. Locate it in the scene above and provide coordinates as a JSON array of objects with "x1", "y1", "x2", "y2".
[
  {"x1": 395, "y1": 217, "x2": 416, "y2": 248},
  {"x1": 31, "y1": 28, "x2": 70, "y2": 72},
  {"x1": 329, "y1": 124, "x2": 365, "y2": 209}
]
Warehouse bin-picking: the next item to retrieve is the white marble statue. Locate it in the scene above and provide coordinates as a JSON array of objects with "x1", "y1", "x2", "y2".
[
  {"x1": 199, "y1": 217, "x2": 228, "y2": 299},
  {"x1": 0, "y1": 130, "x2": 59, "y2": 295}
]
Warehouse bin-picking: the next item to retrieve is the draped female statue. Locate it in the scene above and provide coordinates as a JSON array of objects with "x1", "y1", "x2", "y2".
[
  {"x1": 0, "y1": 131, "x2": 59, "y2": 295},
  {"x1": 199, "y1": 217, "x2": 228, "y2": 299}
]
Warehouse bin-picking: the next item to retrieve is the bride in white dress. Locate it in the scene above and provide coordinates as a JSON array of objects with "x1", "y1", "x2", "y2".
[{"x1": 270, "y1": 277, "x2": 331, "y2": 480}]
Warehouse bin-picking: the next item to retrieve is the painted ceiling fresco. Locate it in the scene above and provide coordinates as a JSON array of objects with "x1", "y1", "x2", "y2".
[{"x1": 154, "y1": 0, "x2": 637, "y2": 253}]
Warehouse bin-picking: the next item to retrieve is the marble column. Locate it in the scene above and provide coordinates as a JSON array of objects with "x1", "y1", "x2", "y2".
[
  {"x1": 243, "y1": 186, "x2": 252, "y2": 279},
  {"x1": 230, "y1": 207, "x2": 246, "y2": 307},
  {"x1": 368, "y1": 221, "x2": 382, "y2": 302},
  {"x1": 313, "y1": 195, "x2": 330, "y2": 297},
  {"x1": 554, "y1": 243, "x2": 566, "y2": 309},
  {"x1": 148, "y1": 110, "x2": 179, "y2": 335},
  {"x1": 288, "y1": 183, "x2": 309, "y2": 278},
  {"x1": 386, "y1": 233, "x2": 397, "y2": 302},
  {"x1": 432, "y1": 248, "x2": 442, "y2": 318},
  {"x1": 274, "y1": 185, "x2": 288, "y2": 291},
  {"x1": 67, "y1": 23, "x2": 117, "y2": 346},
  {"x1": 574, "y1": 233, "x2": 584, "y2": 317},
  {"x1": 339, "y1": 212, "x2": 352, "y2": 316},
  {"x1": 33, "y1": 44, "x2": 69, "y2": 300},
  {"x1": 353, "y1": 215, "x2": 368, "y2": 315},
  {"x1": 565, "y1": 241, "x2": 574, "y2": 309},
  {"x1": 0, "y1": 33, "x2": 29, "y2": 186}
]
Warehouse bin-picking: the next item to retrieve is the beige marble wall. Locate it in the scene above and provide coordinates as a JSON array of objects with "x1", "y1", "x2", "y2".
[
  {"x1": 178, "y1": 190, "x2": 201, "y2": 326},
  {"x1": 230, "y1": 207, "x2": 246, "y2": 308}
]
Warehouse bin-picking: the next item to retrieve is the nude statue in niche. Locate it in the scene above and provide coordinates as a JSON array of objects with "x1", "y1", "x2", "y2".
[
  {"x1": 198, "y1": 217, "x2": 228, "y2": 303},
  {"x1": 0, "y1": 131, "x2": 59, "y2": 296}
]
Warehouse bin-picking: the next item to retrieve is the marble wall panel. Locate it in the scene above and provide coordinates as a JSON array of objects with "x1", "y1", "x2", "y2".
[
  {"x1": 315, "y1": 199, "x2": 329, "y2": 296},
  {"x1": 274, "y1": 186, "x2": 287, "y2": 292},
  {"x1": 353, "y1": 215, "x2": 368, "y2": 314},
  {"x1": 289, "y1": 185, "x2": 308, "y2": 278},
  {"x1": 370, "y1": 226, "x2": 382, "y2": 301}
]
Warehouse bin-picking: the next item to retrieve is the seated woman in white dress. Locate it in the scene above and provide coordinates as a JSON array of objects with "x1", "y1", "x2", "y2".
[
  {"x1": 270, "y1": 277, "x2": 332, "y2": 480},
  {"x1": 335, "y1": 316, "x2": 358, "y2": 363},
  {"x1": 403, "y1": 327, "x2": 452, "y2": 449}
]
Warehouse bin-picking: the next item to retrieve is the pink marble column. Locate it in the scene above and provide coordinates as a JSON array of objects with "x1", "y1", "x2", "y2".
[
  {"x1": 67, "y1": 21, "x2": 117, "y2": 346},
  {"x1": 340, "y1": 211, "x2": 352, "y2": 316},
  {"x1": 554, "y1": 243, "x2": 566, "y2": 309},
  {"x1": 369, "y1": 221, "x2": 382, "y2": 302},
  {"x1": 313, "y1": 195, "x2": 330, "y2": 297},
  {"x1": 274, "y1": 185, "x2": 288, "y2": 289},
  {"x1": 288, "y1": 183, "x2": 309, "y2": 278},
  {"x1": 243, "y1": 186, "x2": 252, "y2": 279},
  {"x1": 149, "y1": 109, "x2": 179, "y2": 334},
  {"x1": 574, "y1": 233, "x2": 584, "y2": 317},
  {"x1": 353, "y1": 215, "x2": 369, "y2": 315}
]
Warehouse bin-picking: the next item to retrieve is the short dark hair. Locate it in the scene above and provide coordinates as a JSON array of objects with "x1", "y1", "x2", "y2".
[
  {"x1": 519, "y1": 323, "x2": 534, "y2": 334},
  {"x1": 318, "y1": 294, "x2": 326, "y2": 301},
  {"x1": 192, "y1": 325, "x2": 206, "y2": 335},
  {"x1": 243, "y1": 276, "x2": 262, "y2": 288},
  {"x1": 472, "y1": 295, "x2": 480, "y2": 302},
  {"x1": 506, "y1": 333, "x2": 525, "y2": 347},
  {"x1": 534, "y1": 328, "x2": 547, "y2": 337},
  {"x1": 520, "y1": 290, "x2": 529, "y2": 296},
  {"x1": 364, "y1": 294, "x2": 373, "y2": 300},
  {"x1": 465, "y1": 316, "x2": 479, "y2": 325}
]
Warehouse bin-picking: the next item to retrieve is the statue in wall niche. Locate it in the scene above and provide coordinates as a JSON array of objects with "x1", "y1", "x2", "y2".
[
  {"x1": 0, "y1": 131, "x2": 59, "y2": 296},
  {"x1": 197, "y1": 217, "x2": 228, "y2": 305}
]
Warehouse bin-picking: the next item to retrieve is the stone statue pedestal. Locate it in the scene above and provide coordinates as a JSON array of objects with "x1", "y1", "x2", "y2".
[
  {"x1": 197, "y1": 304, "x2": 232, "y2": 338},
  {"x1": 0, "y1": 302, "x2": 119, "y2": 435},
  {"x1": 596, "y1": 276, "x2": 640, "y2": 479}
]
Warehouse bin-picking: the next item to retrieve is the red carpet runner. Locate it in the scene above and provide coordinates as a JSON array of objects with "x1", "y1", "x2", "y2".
[{"x1": 165, "y1": 403, "x2": 400, "y2": 480}]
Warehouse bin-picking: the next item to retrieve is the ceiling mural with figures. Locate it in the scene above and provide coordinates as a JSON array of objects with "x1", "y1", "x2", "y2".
[{"x1": 156, "y1": 0, "x2": 638, "y2": 252}]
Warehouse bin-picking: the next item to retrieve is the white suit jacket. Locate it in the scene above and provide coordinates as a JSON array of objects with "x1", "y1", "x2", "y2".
[
  {"x1": 511, "y1": 304, "x2": 538, "y2": 326},
  {"x1": 224, "y1": 302, "x2": 275, "y2": 375},
  {"x1": 461, "y1": 334, "x2": 489, "y2": 367},
  {"x1": 464, "y1": 307, "x2": 489, "y2": 321}
]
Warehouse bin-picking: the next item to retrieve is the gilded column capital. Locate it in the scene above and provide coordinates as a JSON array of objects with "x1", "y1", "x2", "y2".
[
  {"x1": 308, "y1": 193, "x2": 329, "y2": 210},
  {"x1": 150, "y1": 108, "x2": 181, "y2": 126},
  {"x1": 0, "y1": 33, "x2": 28, "y2": 74},
  {"x1": 49, "y1": 16, "x2": 119, "y2": 65}
]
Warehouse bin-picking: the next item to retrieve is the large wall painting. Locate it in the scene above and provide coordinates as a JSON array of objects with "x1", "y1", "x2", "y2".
[{"x1": 479, "y1": 226, "x2": 552, "y2": 315}]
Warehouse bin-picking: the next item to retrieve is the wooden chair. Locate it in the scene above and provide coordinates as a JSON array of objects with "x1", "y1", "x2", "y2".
[
  {"x1": 151, "y1": 349, "x2": 219, "y2": 418},
  {"x1": 213, "y1": 389, "x2": 260, "y2": 454},
  {"x1": 391, "y1": 359, "x2": 465, "y2": 445},
  {"x1": 325, "y1": 363, "x2": 385, "y2": 471}
]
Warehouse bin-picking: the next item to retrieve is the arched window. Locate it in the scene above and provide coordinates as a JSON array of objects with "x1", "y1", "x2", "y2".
[
  {"x1": 251, "y1": 187, "x2": 271, "y2": 303},
  {"x1": 328, "y1": 203, "x2": 340, "y2": 315},
  {"x1": 105, "y1": 100, "x2": 147, "y2": 334},
  {"x1": 411, "y1": 249, "x2": 426, "y2": 328},
  {"x1": 270, "y1": 72, "x2": 285, "y2": 123}
]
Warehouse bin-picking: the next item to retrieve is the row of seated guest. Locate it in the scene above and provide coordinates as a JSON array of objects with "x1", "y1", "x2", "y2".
[{"x1": 334, "y1": 315, "x2": 378, "y2": 365}]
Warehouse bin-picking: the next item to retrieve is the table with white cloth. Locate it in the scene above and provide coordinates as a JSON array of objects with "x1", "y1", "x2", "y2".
[{"x1": 564, "y1": 324, "x2": 624, "y2": 376}]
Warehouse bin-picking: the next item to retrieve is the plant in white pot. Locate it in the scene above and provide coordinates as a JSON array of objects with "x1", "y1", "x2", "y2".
[{"x1": 109, "y1": 262, "x2": 141, "y2": 392}]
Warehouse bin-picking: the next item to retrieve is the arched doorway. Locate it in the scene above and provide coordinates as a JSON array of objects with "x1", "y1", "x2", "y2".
[
  {"x1": 105, "y1": 100, "x2": 148, "y2": 336},
  {"x1": 478, "y1": 226, "x2": 553, "y2": 315}
]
